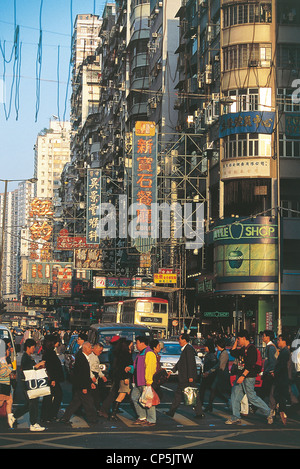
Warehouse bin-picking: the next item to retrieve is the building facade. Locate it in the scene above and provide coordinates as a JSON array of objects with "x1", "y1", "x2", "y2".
[{"x1": 173, "y1": 0, "x2": 300, "y2": 336}]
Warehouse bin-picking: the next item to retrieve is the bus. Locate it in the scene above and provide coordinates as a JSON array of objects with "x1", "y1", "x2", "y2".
[
  {"x1": 0, "y1": 325, "x2": 17, "y2": 371},
  {"x1": 102, "y1": 297, "x2": 169, "y2": 339},
  {"x1": 69, "y1": 309, "x2": 90, "y2": 330}
]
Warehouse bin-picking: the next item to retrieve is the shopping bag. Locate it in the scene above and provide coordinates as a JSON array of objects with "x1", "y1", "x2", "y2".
[
  {"x1": 240, "y1": 394, "x2": 249, "y2": 415},
  {"x1": 183, "y1": 387, "x2": 199, "y2": 406},
  {"x1": 151, "y1": 388, "x2": 160, "y2": 406},
  {"x1": 139, "y1": 385, "x2": 154, "y2": 408},
  {"x1": 23, "y1": 368, "x2": 51, "y2": 399}
]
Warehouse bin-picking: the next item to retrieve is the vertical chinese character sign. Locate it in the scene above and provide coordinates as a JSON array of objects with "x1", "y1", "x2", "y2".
[
  {"x1": 29, "y1": 198, "x2": 53, "y2": 262},
  {"x1": 86, "y1": 169, "x2": 101, "y2": 244},
  {"x1": 132, "y1": 122, "x2": 157, "y2": 253}
]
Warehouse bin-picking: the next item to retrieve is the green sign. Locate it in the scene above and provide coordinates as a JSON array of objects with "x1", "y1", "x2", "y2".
[
  {"x1": 213, "y1": 217, "x2": 277, "y2": 244},
  {"x1": 203, "y1": 311, "x2": 230, "y2": 318}
]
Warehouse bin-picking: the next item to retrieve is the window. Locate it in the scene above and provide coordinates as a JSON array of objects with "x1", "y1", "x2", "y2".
[
  {"x1": 223, "y1": 88, "x2": 259, "y2": 113},
  {"x1": 223, "y1": 2, "x2": 272, "y2": 27},
  {"x1": 277, "y1": 45, "x2": 300, "y2": 69},
  {"x1": 279, "y1": 134, "x2": 300, "y2": 157},
  {"x1": 282, "y1": 201, "x2": 300, "y2": 218},
  {"x1": 277, "y1": 88, "x2": 300, "y2": 112},
  {"x1": 223, "y1": 133, "x2": 271, "y2": 158},
  {"x1": 223, "y1": 44, "x2": 272, "y2": 71},
  {"x1": 277, "y1": 1, "x2": 300, "y2": 25}
]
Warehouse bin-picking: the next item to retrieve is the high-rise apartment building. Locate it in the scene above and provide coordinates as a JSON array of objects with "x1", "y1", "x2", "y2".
[
  {"x1": 0, "y1": 189, "x2": 19, "y2": 299},
  {"x1": 175, "y1": 0, "x2": 300, "y2": 335},
  {"x1": 34, "y1": 119, "x2": 71, "y2": 200},
  {"x1": 72, "y1": 14, "x2": 102, "y2": 80}
]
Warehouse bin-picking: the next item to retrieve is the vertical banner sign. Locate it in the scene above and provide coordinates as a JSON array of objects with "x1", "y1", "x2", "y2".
[
  {"x1": 86, "y1": 169, "x2": 101, "y2": 244},
  {"x1": 29, "y1": 198, "x2": 53, "y2": 262},
  {"x1": 132, "y1": 121, "x2": 157, "y2": 253}
]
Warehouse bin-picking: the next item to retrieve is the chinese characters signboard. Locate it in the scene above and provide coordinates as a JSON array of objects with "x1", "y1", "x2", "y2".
[
  {"x1": 221, "y1": 158, "x2": 271, "y2": 180},
  {"x1": 56, "y1": 229, "x2": 94, "y2": 250},
  {"x1": 86, "y1": 169, "x2": 101, "y2": 244},
  {"x1": 132, "y1": 121, "x2": 157, "y2": 253},
  {"x1": 75, "y1": 248, "x2": 103, "y2": 270},
  {"x1": 285, "y1": 113, "x2": 300, "y2": 137},
  {"x1": 29, "y1": 198, "x2": 53, "y2": 262},
  {"x1": 219, "y1": 111, "x2": 275, "y2": 138},
  {"x1": 154, "y1": 273, "x2": 177, "y2": 284},
  {"x1": 52, "y1": 263, "x2": 73, "y2": 297}
]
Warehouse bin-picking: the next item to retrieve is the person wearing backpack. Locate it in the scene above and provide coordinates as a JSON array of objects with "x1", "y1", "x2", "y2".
[{"x1": 225, "y1": 329, "x2": 273, "y2": 425}]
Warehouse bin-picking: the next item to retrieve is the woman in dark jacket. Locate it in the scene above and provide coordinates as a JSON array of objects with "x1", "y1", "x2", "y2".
[
  {"x1": 272, "y1": 335, "x2": 290, "y2": 425},
  {"x1": 199, "y1": 339, "x2": 218, "y2": 406},
  {"x1": 110, "y1": 339, "x2": 133, "y2": 420},
  {"x1": 204, "y1": 338, "x2": 231, "y2": 411},
  {"x1": 41, "y1": 335, "x2": 65, "y2": 422}
]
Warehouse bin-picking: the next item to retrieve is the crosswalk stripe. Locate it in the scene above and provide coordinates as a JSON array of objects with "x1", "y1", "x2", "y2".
[
  {"x1": 70, "y1": 415, "x2": 90, "y2": 428},
  {"x1": 115, "y1": 409, "x2": 139, "y2": 427},
  {"x1": 157, "y1": 408, "x2": 199, "y2": 426},
  {"x1": 212, "y1": 409, "x2": 254, "y2": 425}
]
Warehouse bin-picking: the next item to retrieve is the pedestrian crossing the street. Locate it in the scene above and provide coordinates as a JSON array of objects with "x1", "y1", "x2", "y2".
[
  {"x1": 9, "y1": 402, "x2": 259, "y2": 429},
  {"x1": 67, "y1": 404, "x2": 253, "y2": 429}
]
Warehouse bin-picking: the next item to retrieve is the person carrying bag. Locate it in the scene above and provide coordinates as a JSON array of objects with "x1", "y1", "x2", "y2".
[
  {"x1": 14, "y1": 338, "x2": 46, "y2": 432},
  {"x1": 165, "y1": 333, "x2": 204, "y2": 419}
]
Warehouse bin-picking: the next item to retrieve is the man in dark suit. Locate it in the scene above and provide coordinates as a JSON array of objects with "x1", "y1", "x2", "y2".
[
  {"x1": 165, "y1": 333, "x2": 204, "y2": 419},
  {"x1": 60, "y1": 342, "x2": 98, "y2": 425}
]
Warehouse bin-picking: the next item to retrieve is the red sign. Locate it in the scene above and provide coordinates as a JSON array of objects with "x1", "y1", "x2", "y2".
[{"x1": 56, "y1": 229, "x2": 94, "y2": 250}]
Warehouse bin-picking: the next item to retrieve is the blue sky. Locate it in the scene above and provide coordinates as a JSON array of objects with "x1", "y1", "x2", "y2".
[{"x1": 0, "y1": 0, "x2": 106, "y2": 190}]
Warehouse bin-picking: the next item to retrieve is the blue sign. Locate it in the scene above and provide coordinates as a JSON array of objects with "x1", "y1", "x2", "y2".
[
  {"x1": 285, "y1": 113, "x2": 300, "y2": 137},
  {"x1": 219, "y1": 111, "x2": 275, "y2": 138}
]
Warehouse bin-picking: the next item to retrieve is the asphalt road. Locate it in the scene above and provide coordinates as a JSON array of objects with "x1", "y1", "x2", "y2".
[{"x1": 1, "y1": 352, "x2": 300, "y2": 452}]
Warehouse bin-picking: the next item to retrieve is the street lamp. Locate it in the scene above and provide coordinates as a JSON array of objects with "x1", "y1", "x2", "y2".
[{"x1": 0, "y1": 177, "x2": 37, "y2": 308}]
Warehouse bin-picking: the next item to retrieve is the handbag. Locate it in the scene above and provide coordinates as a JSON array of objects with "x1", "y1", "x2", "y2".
[
  {"x1": 23, "y1": 368, "x2": 51, "y2": 399},
  {"x1": 153, "y1": 368, "x2": 168, "y2": 387},
  {"x1": 183, "y1": 387, "x2": 199, "y2": 406}
]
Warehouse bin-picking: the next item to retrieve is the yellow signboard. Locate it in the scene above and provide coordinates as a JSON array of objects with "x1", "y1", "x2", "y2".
[
  {"x1": 135, "y1": 121, "x2": 156, "y2": 137},
  {"x1": 154, "y1": 273, "x2": 177, "y2": 284}
]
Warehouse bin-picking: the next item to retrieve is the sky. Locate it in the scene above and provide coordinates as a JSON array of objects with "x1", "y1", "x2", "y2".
[{"x1": 0, "y1": 0, "x2": 107, "y2": 191}]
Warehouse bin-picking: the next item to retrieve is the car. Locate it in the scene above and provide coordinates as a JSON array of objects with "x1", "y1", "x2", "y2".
[
  {"x1": 63, "y1": 334, "x2": 78, "y2": 380},
  {"x1": 88, "y1": 323, "x2": 153, "y2": 378},
  {"x1": 159, "y1": 340, "x2": 203, "y2": 377},
  {"x1": 64, "y1": 334, "x2": 107, "y2": 382},
  {"x1": 190, "y1": 337, "x2": 206, "y2": 358},
  {"x1": 221, "y1": 349, "x2": 263, "y2": 388}
]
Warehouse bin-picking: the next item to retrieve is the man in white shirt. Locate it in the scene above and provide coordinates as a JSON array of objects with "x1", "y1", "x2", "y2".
[{"x1": 89, "y1": 343, "x2": 108, "y2": 411}]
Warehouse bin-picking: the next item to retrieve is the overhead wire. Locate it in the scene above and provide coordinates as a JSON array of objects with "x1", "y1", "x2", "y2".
[
  {"x1": 35, "y1": 0, "x2": 43, "y2": 122},
  {"x1": 63, "y1": 0, "x2": 73, "y2": 122}
]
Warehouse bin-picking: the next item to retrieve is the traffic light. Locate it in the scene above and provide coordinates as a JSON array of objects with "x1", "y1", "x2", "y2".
[{"x1": 0, "y1": 302, "x2": 7, "y2": 314}]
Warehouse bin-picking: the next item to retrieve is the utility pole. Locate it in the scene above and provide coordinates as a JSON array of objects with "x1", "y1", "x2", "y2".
[{"x1": 0, "y1": 180, "x2": 8, "y2": 306}]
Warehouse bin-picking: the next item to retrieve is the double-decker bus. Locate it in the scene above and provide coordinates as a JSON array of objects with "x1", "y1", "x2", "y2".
[{"x1": 102, "y1": 297, "x2": 169, "y2": 338}]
